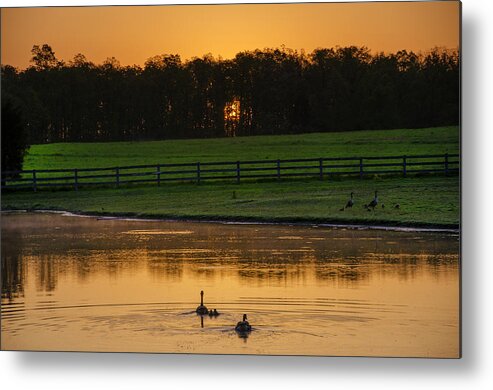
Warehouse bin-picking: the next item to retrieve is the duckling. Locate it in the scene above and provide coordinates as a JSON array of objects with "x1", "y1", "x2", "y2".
[
  {"x1": 235, "y1": 314, "x2": 252, "y2": 332},
  {"x1": 213, "y1": 309, "x2": 220, "y2": 317},
  {"x1": 195, "y1": 290, "x2": 208, "y2": 315},
  {"x1": 394, "y1": 204, "x2": 400, "y2": 209},
  {"x1": 381, "y1": 203, "x2": 385, "y2": 209}
]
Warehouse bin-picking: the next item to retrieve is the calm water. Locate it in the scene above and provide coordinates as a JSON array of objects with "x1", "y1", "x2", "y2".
[{"x1": 1, "y1": 213, "x2": 459, "y2": 357}]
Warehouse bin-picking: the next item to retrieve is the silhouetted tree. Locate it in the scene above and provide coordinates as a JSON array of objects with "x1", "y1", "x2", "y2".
[
  {"x1": 1, "y1": 98, "x2": 29, "y2": 184},
  {"x1": 30, "y1": 44, "x2": 63, "y2": 70},
  {"x1": 0, "y1": 44, "x2": 459, "y2": 145}
]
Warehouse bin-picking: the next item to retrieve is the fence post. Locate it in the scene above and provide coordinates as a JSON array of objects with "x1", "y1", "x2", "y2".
[
  {"x1": 277, "y1": 159, "x2": 281, "y2": 180},
  {"x1": 157, "y1": 164, "x2": 161, "y2": 186},
  {"x1": 319, "y1": 158, "x2": 323, "y2": 180},
  {"x1": 444, "y1": 153, "x2": 449, "y2": 176},
  {"x1": 359, "y1": 158, "x2": 364, "y2": 179},
  {"x1": 236, "y1": 161, "x2": 240, "y2": 184},
  {"x1": 115, "y1": 167, "x2": 120, "y2": 187},
  {"x1": 403, "y1": 156, "x2": 407, "y2": 177},
  {"x1": 32, "y1": 170, "x2": 37, "y2": 192},
  {"x1": 197, "y1": 162, "x2": 201, "y2": 184},
  {"x1": 74, "y1": 169, "x2": 78, "y2": 191}
]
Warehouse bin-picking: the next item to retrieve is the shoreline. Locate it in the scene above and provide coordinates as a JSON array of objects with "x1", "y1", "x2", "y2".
[{"x1": 1, "y1": 208, "x2": 460, "y2": 234}]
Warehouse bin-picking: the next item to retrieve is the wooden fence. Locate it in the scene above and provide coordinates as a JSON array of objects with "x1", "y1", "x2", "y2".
[{"x1": 1, "y1": 153, "x2": 459, "y2": 192}]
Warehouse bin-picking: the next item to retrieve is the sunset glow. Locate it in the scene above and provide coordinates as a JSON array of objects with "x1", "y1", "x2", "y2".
[
  {"x1": 224, "y1": 99, "x2": 241, "y2": 137},
  {"x1": 1, "y1": 1, "x2": 460, "y2": 69}
]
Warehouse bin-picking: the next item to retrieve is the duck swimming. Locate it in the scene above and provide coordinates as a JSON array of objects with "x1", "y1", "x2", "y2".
[
  {"x1": 235, "y1": 314, "x2": 252, "y2": 332},
  {"x1": 196, "y1": 290, "x2": 208, "y2": 315}
]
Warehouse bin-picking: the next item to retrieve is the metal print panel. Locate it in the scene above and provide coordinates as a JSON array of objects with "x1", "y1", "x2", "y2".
[{"x1": 0, "y1": 1, "x2": 460, "y2": 357}]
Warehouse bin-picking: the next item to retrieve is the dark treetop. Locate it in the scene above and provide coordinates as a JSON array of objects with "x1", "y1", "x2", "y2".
[{"x1": 2, "y1": 45, "x2": 459, "y2": 144}]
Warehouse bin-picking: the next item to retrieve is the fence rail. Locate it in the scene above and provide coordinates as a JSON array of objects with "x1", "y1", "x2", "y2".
[{"x1": 1, "y1": 153, "x2": 459, "y2": 192}]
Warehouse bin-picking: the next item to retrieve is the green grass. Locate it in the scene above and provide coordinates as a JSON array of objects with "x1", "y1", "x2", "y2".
[
  {"x1": 23, "y1": 126, "x2": 459, "y2": 170},
  {"x1": 1, "y1": 175, "x2": 460, "y2": 228},
  {"x1": 3, "y1": 126, "x2": 460, "y2": 228}
]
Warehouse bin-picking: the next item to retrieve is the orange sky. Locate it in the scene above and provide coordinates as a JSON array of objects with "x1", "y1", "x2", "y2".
[{"x1": 1, "y1": 1, "x2": 460, "y2": 69}]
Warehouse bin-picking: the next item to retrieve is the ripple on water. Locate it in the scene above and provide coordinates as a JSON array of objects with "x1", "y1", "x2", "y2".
[{"x1": 1, "y1": 213, "x2": 459, "y2": 356}]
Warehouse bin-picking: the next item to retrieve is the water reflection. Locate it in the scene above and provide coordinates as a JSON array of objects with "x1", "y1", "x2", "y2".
[
  {"x1": 1, "y1": 213, "x2": 459, "y2": 357},
  {"x1": 1, "y1": 213, "x2": 459, "y2": 295},
  {"x1": 1, "y1": 251, "x2": 25, "y2": 302}
]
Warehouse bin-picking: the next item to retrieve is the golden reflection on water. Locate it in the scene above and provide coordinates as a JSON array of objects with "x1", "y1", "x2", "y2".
[{"x1": 1, "y1": 213, "x2": 459, "y2": 357}]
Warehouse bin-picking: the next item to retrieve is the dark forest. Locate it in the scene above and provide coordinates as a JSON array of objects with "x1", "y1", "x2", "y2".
[{"x1": 1, "y1": 44, "x2": 459, "y2": 144}]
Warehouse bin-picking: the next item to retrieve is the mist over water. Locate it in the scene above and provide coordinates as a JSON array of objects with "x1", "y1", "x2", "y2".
[{"x1": 1, "y1": 213, "x2": 459, "y2": 357}]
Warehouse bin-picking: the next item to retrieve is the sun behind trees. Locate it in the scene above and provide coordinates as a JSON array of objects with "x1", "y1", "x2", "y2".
[{"x1": 1, "y1": 44, "x2": 459, "y2": 144}]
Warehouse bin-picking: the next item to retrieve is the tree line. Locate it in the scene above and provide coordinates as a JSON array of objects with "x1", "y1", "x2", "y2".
[{"x1": 2, "y1": 44, "x2": 459, "y2": 144}]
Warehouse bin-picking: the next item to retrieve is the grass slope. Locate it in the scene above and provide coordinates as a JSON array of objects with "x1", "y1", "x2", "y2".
[
  {"x1": 4, "y1": 127, "x2": 460, "y2": 227},
  {"x1": 24, "y1": 126, "x2": 459, "y2": 170},
  {"x1": 2, "y1": 176, "x2": 460, "y2": 228}
]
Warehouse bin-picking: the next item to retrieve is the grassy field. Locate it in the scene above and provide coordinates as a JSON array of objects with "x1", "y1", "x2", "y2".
[
  {"x1": 3, "y1": 126, "x2": 460, "y2": 228},
  {"x1": 2, "y1": 175, "x2": 460, "y2": 228},
  {"x1": 23, "y1": 126, "x2": 459, "y2": 169}
]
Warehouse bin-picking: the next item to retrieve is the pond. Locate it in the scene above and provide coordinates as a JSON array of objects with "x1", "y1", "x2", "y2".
[{"x1": 1, "y1": 212, "x2": 459, "y2": 357}]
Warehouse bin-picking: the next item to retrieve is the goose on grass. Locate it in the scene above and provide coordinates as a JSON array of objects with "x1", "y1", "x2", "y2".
[{"x1": 367, "y1": 191, "x2": 378, "y2": 210}]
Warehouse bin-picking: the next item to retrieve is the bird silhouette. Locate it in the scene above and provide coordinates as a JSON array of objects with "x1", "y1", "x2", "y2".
[
  {"x1": 367, "y1": 191, "x2": 378, "y2": 210},
  {"x1": 235, "y1": 314, "x2": 252, "y2": 332},
  {"x1": 345, "y1": 192, "x2": 354, "y2": 209},
  {"x1": 195, "y1": 290, "x2": 208, "y2": 315}
]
